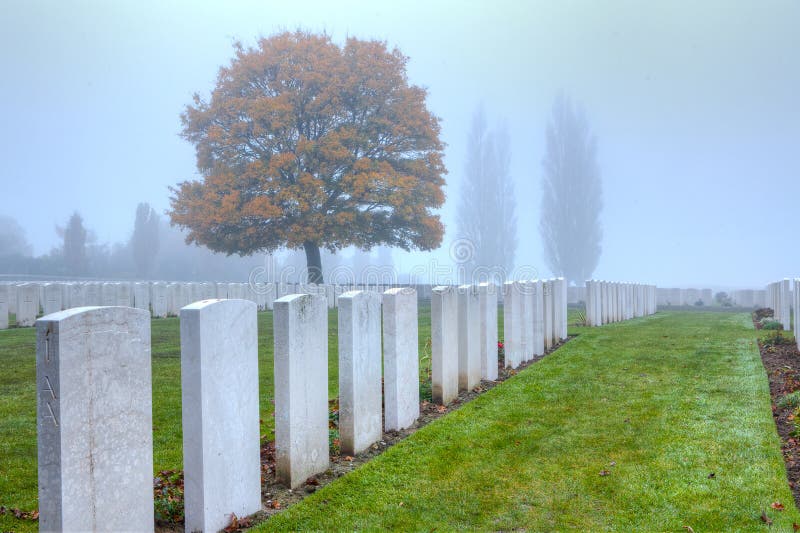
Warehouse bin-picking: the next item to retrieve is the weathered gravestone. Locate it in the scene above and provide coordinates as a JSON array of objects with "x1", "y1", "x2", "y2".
[
  {"x1": 338, "y1": 290, "x2": 382, "y2": 456},
  {"x1": 383, "y1": 288, "x2": 420, "y2": 431},
  {"x1": 273, "y1": 293, "x2": 329, "y2": 488},
  {"x1": 36, "y1": 306, "x2": 153, "y2": 531},
  {"x1": 181, "y1": 299, "x2": 261, "y2": 532}
]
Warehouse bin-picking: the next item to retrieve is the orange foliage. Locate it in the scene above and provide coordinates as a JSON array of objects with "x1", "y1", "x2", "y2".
[{"x1": 170, "y1": 30, "x2": 446, "y2": 257}]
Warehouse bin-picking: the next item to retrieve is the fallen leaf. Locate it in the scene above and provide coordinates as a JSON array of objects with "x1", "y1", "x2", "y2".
[
  {"x1": 792, "y1": 522, "x2": 799, "y2": 531},
  {"x1": 683, "y1": 526, "x2": 695, "y2": 533},
  {"x1": 609, "y1": 461, "x2": 616, "y2": 467},
  {"x1": 269, "y1": 500, "x2": 281, "y2": 509},
  {"x1": 761, "y1": 510, "x2": 773, "y2": 525},
  {"x1": 708, "y1": 472, "x2": 715, "y2": 479},
  {"x1": 599, "y1": 470, "x2": 610, "y2": 476},
  {"x1": 772, "y1": 502, "x2": 785, "y2": 511}
]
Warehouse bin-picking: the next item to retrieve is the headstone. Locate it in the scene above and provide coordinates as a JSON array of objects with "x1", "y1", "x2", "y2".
[
  {"x1": 181, "y1": 299, "x2": 260, "y2": 532},
  {"x1": 383, "y1": 288, "x2": 419, "y2": 431},
  {"x1": 151, "y1": 283, "x2": 168, "y2": 318},
  {"x1": 520, "y1": 281, "x2": 534, "y2": 362},
  {"x1": 16, "y1": 283, "x2": 38, "y2": 327},
  {"x1": 457, "y1": 284, "x2": 481, "y2": 391},
  {"x1": 542, "y1": 280, "x2": 554, "y2": 350},
  {"x1": 338, "y1": 291, "x2": 382, "y2": 455},
  {"x1": 0, "y1": 284, "x2": 8, "y2": 329},
  {"x1": 133, "y1": 283, "x2": 150, "y2": 313},
  {"x1": 532, "y1": 280, "x2": 545, "y2": 355},
  {"x1": 502, "y1": 281, "x2": 522, "y2": 368},
  {"x1": 477, "y1": 283, "x2": 498, "y2": 381},
  {"x1": 431, "y1": 286, "x2": 459, "y2": 404},
  {"x1": 117, "y1": 283, "x2": 132, "y2": 307},
  {"x1": 42, "y1": 284, "x2": 62, "y2": 316},
  {"x1": 101, "y1": 283, "x2": 117, "y2": 307},
  {"x1": 273, "y1": 293, "x2": 329, "y2": 488},
  {"x1": 36, "y1": 306, "x2": 153, "y2": 531}
]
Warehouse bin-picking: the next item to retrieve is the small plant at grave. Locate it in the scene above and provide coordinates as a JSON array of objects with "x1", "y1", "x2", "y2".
[
  {"x1": 497, "y1": 340, "x2": 505, "y2": 363},
  {"x1": 762, "y1": 320, "x2": 783, "y2": 331},
  {"x1": 419, "y1": 337, "x2": 433, "y2": 402},
  {"x1": 329, "y1": 398, "x2": 340, "y2": 455},
  {"x1": 762, "y1": 330, "x2": 794, "y2": 348},
  {"x1": 754, "y1": 308, "x2": 774, "y2": 321},
  {"x1": 153, "y1": 469, "x2": 185, "y2": 524},
  {"x1": 777, "y1": 391, "x2": 800, "y2": 410}
]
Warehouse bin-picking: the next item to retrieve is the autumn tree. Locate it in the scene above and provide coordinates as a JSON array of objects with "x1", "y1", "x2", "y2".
[
  {"x1": 540, "y1": 93, "x2": 603, "y2": 284},
  {"x1": 456, "y1": 105, "x2": 517, "y2": 282},
  {"x1": 170, "y1": 31, "x2": 446, "y2": 283},
  {"x1": 60, "y1": 212, "x2": 88, "y2": 275},
  {"x1": 130, "y1": 202, "x2": 160, "y2": 278}
]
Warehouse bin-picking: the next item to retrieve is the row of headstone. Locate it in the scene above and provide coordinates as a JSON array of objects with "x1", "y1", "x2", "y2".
[
  {"x1": 585, "y1": 281, "x2": 657, "y2": 327},
  {"x1": 655, "y1": 287, "x2": 713, "y2": 306},
  {"x1": 1, "y1": 280, "x2": 445, "y2": 329},
  {"x1": 730, "y1": 289, "x2": 767, "y2": 308},
  {"x1": 794, "y1": 280, "x2": 800, "y2": 350},
  {"x1": 426, "y1": 279, "x2": 567, "y2": 407},
  {"x1": 766, "y1": 279, "x2": 792, "y2": 331},
  {"x1": 35, "y1": 287, "x2": 421, "y2": 530}
]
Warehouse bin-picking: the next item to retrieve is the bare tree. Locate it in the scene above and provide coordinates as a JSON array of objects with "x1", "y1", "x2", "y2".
[
  {"x1": 540, "y1": 93, "x2": 603, "y2": 284},
  {"x1": 456, "y1": 105, "x2": 517, "y2": 282}
]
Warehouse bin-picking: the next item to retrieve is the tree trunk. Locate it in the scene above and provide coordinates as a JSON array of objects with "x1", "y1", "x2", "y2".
[{"x1": 304, "y1": 241, "x2": 324, "y2": 284}]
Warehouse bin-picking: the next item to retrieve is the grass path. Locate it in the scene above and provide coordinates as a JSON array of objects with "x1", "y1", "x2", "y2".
[{"x1": 259, "y1": 311, "x2": 800, "y2": 531}]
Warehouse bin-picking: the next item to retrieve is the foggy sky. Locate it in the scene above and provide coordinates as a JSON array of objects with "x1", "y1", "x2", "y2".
[{"x1": 1, "y1": 0, "x2": 798, "y2": 288}]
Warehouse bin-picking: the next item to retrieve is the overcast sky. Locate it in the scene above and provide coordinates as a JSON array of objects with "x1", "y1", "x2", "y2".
[{"x1": 1, "y1": 0, "x2": 798, "y2": 288}]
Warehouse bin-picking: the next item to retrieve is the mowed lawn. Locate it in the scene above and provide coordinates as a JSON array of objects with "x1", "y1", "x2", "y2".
[
  {"x1": 260, "y1": 311, "x2": 800, "y2": 531},
  {"x1": 1, "y1": 309, "x2": 798, "y2": 531}
]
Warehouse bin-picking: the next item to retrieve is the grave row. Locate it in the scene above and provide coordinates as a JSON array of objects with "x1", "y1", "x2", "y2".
[
  {"x1": 35, "y1": 289, "x2": 420, "y2": 531},
  {"x1": 766, "y1": 279, "x2": 792, "y2": 332},
  {"x1": 584, "y1": 281, "x2": 657, "y2": 326},
  {"x1": 655, "y1": 287, "x2": 714, "y2": 306},
  {"x1": 0, "y1": 281, "x2": 439, "y2": 329},
  {"x1": 425, "y1": 279, "x2": 569, "y2": 406}
]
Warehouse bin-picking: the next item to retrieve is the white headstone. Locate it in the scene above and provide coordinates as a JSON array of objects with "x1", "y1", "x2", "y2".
[
  {"x1": 457, "y1": 284, "x2": 481, "y2": 391},
  {"x1": 532, "y1": 280, "x2": 545, "y2": 356},
  {"x1": 382, "y1": 288, "x2": 419, "y2": 431},
  {"x1": 36, "y1": 306, "x2": 154, "y2": 531},
  {"x1": 274, "y1": 293, "x2": 329, "y2": 488},
  {"x1": 16, "y1": 283, "x2": 38, "y2": 327},
  {"x1": 0, "y1": 284, "x2": 8, "y2": 330},
  {"x1": 133, "y1": 282, "x2": 150, "y2": 313},
  {"x1": 43, "y1": 284, "x2": 63, "y2": 316},
  {"x1": 502, "y1": 281, "x2": 522, "y2": 368},
  {"x1": 338, "y1": 290, "x2": 382, "y2": 455},
  {"x1": 181, "y1": 299, "x2": 261, "y2": 532},
  {"x1": 477, "y1": 283, "x2": 498, "y2": 381},
  {"x1": 431, "y1": 286, "x2": 459, "y2": 404}
]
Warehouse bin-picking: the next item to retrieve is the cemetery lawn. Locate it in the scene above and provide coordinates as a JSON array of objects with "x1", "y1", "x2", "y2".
[{"x1": 258, "y1": 311, "x2": 800, "y2": 531}]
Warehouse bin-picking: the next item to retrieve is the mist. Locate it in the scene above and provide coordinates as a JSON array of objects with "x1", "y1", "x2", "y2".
[{"x1": 1, "y1": 0, "x2": 798, "y2": 289}]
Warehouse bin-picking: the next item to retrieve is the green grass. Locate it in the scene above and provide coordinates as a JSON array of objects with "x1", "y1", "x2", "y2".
[
  {"x1": 1, "y1": 308, "x2": 796, "y2": 531},
  {"x1": 259, "y1": 311, "x2": 800, "y2": 531}
]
